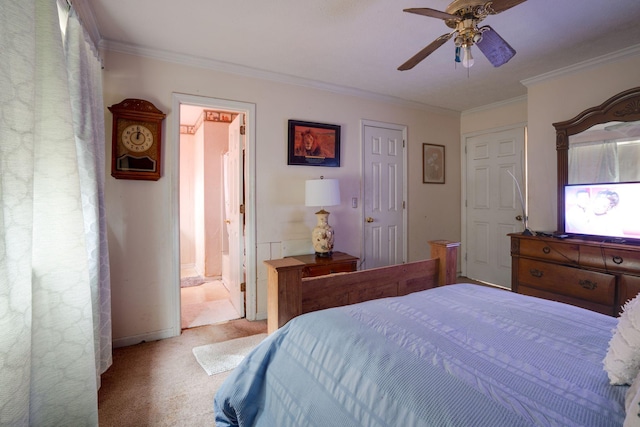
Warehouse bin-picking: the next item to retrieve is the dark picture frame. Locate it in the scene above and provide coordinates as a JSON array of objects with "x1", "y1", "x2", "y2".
[
  {"x1": 288, "y1": 120, "x2": 341, "y2": 167},
  {"x1": 423, "y1": 143, "x2": 445, "y2": 184}
]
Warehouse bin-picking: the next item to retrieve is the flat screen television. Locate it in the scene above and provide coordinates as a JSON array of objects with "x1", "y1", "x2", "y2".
[{"x1": 564, "y1": 182, "x2": 640, "y2": 242}]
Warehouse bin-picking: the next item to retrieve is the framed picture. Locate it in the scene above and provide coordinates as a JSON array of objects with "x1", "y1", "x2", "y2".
[
  {"x1": 423, "y1": 143, "x2": 445, "y2": 184},
  {"x1": 288, "y1": 120, "x2": 341, "y2": 167}
]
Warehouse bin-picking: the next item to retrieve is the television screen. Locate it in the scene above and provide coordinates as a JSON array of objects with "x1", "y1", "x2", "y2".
[{"x1": 565, "y1": 182, "x2": 640, "y2": 241}]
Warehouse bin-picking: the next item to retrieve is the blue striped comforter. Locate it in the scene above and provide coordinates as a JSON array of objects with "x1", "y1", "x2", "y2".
[{"x1": 214, "y1": 284, "x2": 626, "y2": 426}]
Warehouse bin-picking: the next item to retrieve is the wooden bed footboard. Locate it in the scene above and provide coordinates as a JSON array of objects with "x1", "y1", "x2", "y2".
[{"x1": 265, "y1": 240, "x2": 460, "y2": 333}]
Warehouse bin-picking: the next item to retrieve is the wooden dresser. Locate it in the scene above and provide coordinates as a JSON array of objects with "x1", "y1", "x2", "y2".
[{"x1": 510, "y1": 233, "x2": 640, "y2": 316}]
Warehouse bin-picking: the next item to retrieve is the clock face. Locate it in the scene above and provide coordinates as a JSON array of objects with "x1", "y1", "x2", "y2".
[{"x1": 121, "y1": 124, "x2": 154, "y2": 152}]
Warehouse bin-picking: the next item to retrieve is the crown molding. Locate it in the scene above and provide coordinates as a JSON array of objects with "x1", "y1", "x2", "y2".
[
  {"x1": 521, "y1": 44, "x2": 640, "y2": 87},
  {"x1": 461, "y1": 95, "x2": 527, "y2": 116},
  {"x1": 100, "y1": 39, "x2": 459, "y2": 117}
]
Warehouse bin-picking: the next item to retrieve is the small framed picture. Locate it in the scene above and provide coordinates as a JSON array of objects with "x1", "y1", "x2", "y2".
[
  {"x1": 423, "y1": 143, "x2": 445, "y2": 184},
  {"x1": 288, "y1": 120, "x2": 341, "y2": 167}
]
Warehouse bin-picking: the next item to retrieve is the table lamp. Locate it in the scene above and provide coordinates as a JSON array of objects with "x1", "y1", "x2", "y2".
[{"x1": 305, "y1": 177, "x2": 340, "y2": 257}]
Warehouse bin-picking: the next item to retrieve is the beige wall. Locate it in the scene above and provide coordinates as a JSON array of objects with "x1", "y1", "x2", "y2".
[
  {"x1": 201, "y1": 121, "x2": 227, "y2": 277},
  {"x1": 179, "y1": 132, "x2": 196, "y2": 266},
  {"x1": 525, "y1": 54, "x2": 640, "y2": 232},
  {"x1": 460, "y1": 53, "x2": 640, "y2": 235},
  {"x1": 179, "y1": 121, "x2": 228, "y2": 277},
  {"x1": 103, "y1": 51, "x2": 461, "y2": 346},
  {"x1": 461, "y1": 97, "x2": 527, "y2": 135}
]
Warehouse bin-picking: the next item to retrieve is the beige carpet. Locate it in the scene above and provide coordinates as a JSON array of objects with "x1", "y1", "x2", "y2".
[
  {"x1": 193, "y1": 333, "x2": 268, "y2": 375},
  {"x1": 181, "y1": 280, "x2": 240, "y2": 329},
  {"x1": 98, "y1": 319, "x2": 267, "y2": 427}
]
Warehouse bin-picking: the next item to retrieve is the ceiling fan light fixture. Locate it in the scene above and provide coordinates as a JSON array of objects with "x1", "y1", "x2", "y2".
[
  {"x1": 462, "y1": 45, "x2": 475, "y2": 68},
  {"x1": 398, "y1": 0, "x2": 526, "y2": 71}
]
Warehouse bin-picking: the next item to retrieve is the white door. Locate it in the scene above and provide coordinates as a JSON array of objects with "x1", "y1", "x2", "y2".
[
  {"x1": 362, "y1": 122, "x2": 406, "y2": 269},
  {"x1": 227, "y1": 114, "x2": 245, "y2": 316},
  {"x1": 465, "y1": 127, "x2": 526, "y2": 287}
]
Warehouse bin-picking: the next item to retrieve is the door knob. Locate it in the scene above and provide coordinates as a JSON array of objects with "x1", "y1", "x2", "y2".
[
  {"x1": 515, "y1": 215, "x2": 523, "y2": 221},
  {"x1": 365, "y1": 217, "x2": 374, "y2": 223},
  {"x1": 225, "y1": 219, "x2": 231, "y2": 224}
]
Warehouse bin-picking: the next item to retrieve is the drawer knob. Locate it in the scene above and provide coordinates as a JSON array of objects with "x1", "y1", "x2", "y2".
[
  {"x1": 542, "y1": 246, "x2": 551, "y2": 254},
  {"x1": 529, "y1": 269, "x2": 543, "y2": 278},
  {"x1": 579, "y1": 279, "x2": 597, "y2": 290},
  {"x1": 612, "y1": 255, "x2": 623, "y2": 265}
]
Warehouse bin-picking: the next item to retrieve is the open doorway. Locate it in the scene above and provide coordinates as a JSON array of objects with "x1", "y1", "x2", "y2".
[
  {"x1": 172, "y1": 94, "x2": 257, "y2": 331},
  {"x1": 178, "y1": 105, "x2": 241, "y2": 328}
]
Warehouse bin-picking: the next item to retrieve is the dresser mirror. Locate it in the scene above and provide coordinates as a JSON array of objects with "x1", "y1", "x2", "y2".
[{"x1": 553, "y1": 87, "x2": 640, "y2": 233}]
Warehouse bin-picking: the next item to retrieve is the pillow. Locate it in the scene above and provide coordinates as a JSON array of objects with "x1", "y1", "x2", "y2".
[
  {"x1": 604, "y1": 293, "x2": 640, "y2": 385},
  {"x1": 625, "y1": 372, "x2": 640, "y2": 426}
]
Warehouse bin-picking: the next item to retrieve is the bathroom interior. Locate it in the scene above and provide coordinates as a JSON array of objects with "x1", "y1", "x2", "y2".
[{"x1": 179, "y1": 106, "x2": 242, "y2": 329}]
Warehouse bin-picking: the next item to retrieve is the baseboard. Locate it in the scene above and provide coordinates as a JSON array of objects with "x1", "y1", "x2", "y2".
[
  {"x1": 254, "y1": 310, "x2": 267, "y2": 321},
  {"x1": 112, "y1": 327, "x2": 179, "y2": 348}
]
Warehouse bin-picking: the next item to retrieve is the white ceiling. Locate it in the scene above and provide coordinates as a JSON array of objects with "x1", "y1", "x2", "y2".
[{"x1": 86, "y1": 0, "x2": 640, "y2": 113}]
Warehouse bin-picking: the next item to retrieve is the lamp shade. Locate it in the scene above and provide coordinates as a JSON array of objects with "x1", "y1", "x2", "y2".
[{"x1": 305, "y1": 178, "x2": 340, "y2": 207}]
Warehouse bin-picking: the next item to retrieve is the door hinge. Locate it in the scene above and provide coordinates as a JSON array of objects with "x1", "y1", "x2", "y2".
[
  {"x1": 239, "y1": 204, "x2": 245, "y2": 214},
  {"x1": 403, "y1": 201, "x2": 406, "y2": 209},
  {"x1": 240, "y1": 125, "x2": 246, "y2": 135},
  {"x1": 240, "y1": 282, "x2": 246, "y2": 292}
]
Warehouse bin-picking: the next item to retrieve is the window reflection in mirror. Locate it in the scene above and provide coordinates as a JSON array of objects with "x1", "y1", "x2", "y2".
[{"x1": 568, "y1": 120, "x2": 640, "y2": 184}]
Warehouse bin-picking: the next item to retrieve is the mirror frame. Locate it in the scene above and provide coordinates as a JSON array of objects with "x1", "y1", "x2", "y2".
[{"x1": 553, "y1": 86, "x2": 640, "y2": 233}]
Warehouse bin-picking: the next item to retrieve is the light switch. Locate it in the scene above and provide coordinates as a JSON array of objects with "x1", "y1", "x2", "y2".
[{"x1": 351, "y1": 197, "x2": 358, "y2": 208}]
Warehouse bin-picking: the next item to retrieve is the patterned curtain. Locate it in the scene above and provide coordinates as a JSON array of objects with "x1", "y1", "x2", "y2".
[{"x1": 0, "y1": 1, "x2": 111, "y2": 425}]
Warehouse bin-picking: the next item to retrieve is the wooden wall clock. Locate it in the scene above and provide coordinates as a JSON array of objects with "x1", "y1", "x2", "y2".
[{"x1": 108, "y1": 98, "x2": 166, "y2": 181}]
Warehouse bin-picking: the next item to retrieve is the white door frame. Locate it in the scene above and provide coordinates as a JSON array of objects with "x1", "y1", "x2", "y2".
[
  {"x1": 360, "y1": 119, "x2": 408, "y2": 268},
  {"x1": 460, "y1": 122, "x2": 527, "y2": 279},
  {"x1": 170, "y1": 93, "x2": 257, "y2": 333}
]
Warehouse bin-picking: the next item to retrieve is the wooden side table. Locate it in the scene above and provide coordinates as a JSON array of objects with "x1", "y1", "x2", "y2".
[
  {"x1": 291, "y1": 252, "x2": 359, "y2": 278},
  {"x1": 265, "y1": 252, "x2": 358, "y2": 333}
]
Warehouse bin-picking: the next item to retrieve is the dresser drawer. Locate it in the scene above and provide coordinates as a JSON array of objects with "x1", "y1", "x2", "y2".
[
  {"x1": 620, "y1": 275, "x2": 640, "y2": 307},
  {"x1": 302, "y1": 260, "x2": 357, "y2": 278},
  {"x1": 518, "y1": 258, "x2": 615, "y2": 306},
  {"x1": 579, "y1": 246, "x2": 640, "y2": 273},
  {"x1": 517, "y1": 239, "x2": 580, "y2": 264}
]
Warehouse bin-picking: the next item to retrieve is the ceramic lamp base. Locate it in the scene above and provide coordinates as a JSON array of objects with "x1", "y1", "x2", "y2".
[{"x1": 311, "y1": 209, "x2": 335, "y2": 257}]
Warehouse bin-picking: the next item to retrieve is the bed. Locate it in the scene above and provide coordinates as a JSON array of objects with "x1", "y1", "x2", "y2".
[{"x1": 215, "y1": 245, "x2": 640, "y2": 426}]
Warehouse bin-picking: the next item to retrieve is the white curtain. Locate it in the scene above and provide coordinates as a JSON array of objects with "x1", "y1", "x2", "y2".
[
  {"x1": 568, "y1": 140, "x2": 620, "y2": 184},
  {"x1": 0, "y1": 1, "x2": 111, "y2": 425}
]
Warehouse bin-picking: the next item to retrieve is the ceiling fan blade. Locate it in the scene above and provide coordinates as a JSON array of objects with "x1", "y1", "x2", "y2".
[
  {"x1": 398, "y1": 33, "x2": 454, "y2": 71},
  {"x1": 403, "y1": 8, "x2": 458, "y2": 21},
  {"x1": 476, "y1": 26, "x2": 516, "y2": 67},
  {"x1": 487, "y1": 0, "x2": 527, "y2": 14}
]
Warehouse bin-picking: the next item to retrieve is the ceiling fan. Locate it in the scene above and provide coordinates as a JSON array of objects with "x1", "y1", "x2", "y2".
[{"x1": 398, "y1": 0, "x2": 527, "y2": 71}]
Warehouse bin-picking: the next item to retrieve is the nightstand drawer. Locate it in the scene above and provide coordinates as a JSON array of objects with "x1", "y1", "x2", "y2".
[
  {"x1": 302, "y1": 261, "x2": 357, "y2": 278},
  {"x1": 518, "y1": 258, "x2": 615, "y2": 306}
]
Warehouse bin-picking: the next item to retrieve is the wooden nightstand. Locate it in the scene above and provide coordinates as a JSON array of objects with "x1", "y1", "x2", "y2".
[
  {"x1": 264, "y1": 252, "x2": 358, "y2": 333},
  {"x1": 290, "y1": 252, "x2": 358, "y2": 277}
]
